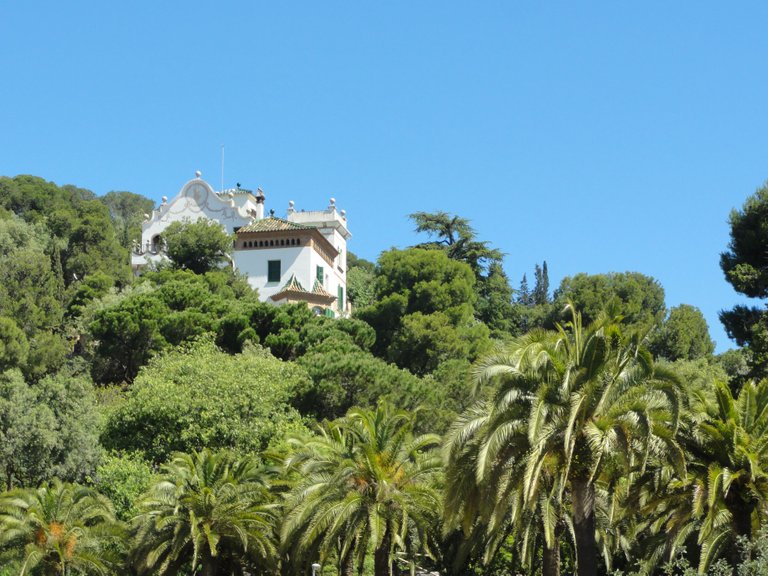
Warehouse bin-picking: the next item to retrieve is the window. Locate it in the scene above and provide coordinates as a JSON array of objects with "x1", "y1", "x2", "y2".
[
  {"x1": 268, "y1": 260, "x2": 281, "y2": 283},
  {"x1": 338, "y1": 286, "x2": 344, "y2": 311},
  {"x1": 316, "y1": 265, "x2": 324, "y2": 284}
]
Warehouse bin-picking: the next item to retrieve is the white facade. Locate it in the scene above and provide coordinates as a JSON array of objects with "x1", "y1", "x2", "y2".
[{"x1": 132, "y1": 173, "x2": 351, "y2": 315}]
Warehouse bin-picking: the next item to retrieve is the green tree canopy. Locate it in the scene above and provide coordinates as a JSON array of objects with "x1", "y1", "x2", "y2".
[
  {"x1": 649, "y1": 304, "x2": 715, "y2": 361},
  {"x1": 163, "y1": 218, "x2": 233, "y2": 274},
  {"x1": 720, "y1": 181, "x2": 768, "y2": 375},
  {"x1": 0, "y1": 318, "x2": 28, "y2": 373},
  {"x1": 357, "y1": 248, "x2": 490, "y2": 372},
  {"x1": 87, "y1": 269, "x2": 260, "y2": 383},
  {"x1": 0, "y1": 176, "x2": 130, "y2": 286},
  {"x1": 554, "y1": 271, "x2": 666, "y2": 327},
  {"x1": 0, "y1": 369, "x2": 101, "y2": 490},
  {"x1": 101, "y1": 340, "x2": 308, "y2": 464},
  {"x1": 476, "y1": 261, "x2": 519, "y2": 337},
  {"x1": 409, "y1": 211, "x2": 503, "y2": 276},
  {"x1": 99, "y1": 190, "x2": 155, "y2": 249},
  {"x1": 92, "y1": 451, "x2": 155, "y2": 522},
  {"x1": 409, "y1": 211, "x2": 517, "y2": 336},
  {"x1": 721, "y1": 182, "x2": 768, "y2": 299}
]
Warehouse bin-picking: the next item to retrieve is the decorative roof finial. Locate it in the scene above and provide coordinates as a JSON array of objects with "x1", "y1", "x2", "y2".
[{"x1": 195, "y1": 170, "x2": 202, "y2": 178}]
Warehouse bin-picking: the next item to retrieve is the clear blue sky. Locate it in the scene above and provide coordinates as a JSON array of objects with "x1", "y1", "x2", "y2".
[{"x1": 2, "y1": 1, "x2": 766, "y2": 352}]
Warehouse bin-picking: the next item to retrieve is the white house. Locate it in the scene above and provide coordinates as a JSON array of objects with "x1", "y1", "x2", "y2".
[{"x1": 131, "y1": 172, "x2": 351, "y2": 316}]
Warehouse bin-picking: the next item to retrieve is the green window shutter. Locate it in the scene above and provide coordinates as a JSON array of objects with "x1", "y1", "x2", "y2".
[
  {"x1": 268, "y1": 260, "x2": 281, "y2": 283},
  {"x1": 316, "y1": 265, "x2": 324, "y2": 283},
  {"x1": 324, "y1": 308, "x2": 335, "y2": 318},
  {"x1": 338, "y1": 286, "x2": 344, "y2": 311}
]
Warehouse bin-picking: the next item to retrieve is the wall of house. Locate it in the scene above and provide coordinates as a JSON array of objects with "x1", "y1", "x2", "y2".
[{"x1": 234, "y1": 245, "x2": 310, "y2": 300}]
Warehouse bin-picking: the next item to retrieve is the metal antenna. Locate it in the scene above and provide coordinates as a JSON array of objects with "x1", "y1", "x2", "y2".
[{"x1": 220, "y1": 144, "x2": 225, "y2": 193}]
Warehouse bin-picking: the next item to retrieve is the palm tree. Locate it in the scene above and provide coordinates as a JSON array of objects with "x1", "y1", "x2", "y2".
[
  {"x1": 639, "y1": 378, "x2": 768, "y2": 573},
  {"x1": 131, "y1": 449, "x2": 277, "y2": 576},
  {"x1": 281, "y1": 404, "x2": 443, "y2": 576},
  {"x1": 0, "y1": 479, "x2": 122, "y2": 575},
  {"x1": 448, "y1": 305, "x2": 683, "y2": 576},
  {"x1": 443, "y1": 351, "x2": 566, "y2": 576}
]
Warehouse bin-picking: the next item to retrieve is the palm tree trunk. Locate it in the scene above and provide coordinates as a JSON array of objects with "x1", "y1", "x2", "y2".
[
  {"x1": 340, "y1": 542, "x2": 355, "y2": 576},
  {"x1": 728, "y1": 493, "x2": 755, "y2": 569},
  {"x1": 374, "y1": 527, "x2": 392, "y2": 576},
  {"x1": 542, "y1": 541, "x2": 560, "y2": 576},
  {"x1": 201, "y1": 559, "x2": 217, "y2": 576},
  {"x1": 572, "y1": 477, "x2": 598, "y2": 576}
]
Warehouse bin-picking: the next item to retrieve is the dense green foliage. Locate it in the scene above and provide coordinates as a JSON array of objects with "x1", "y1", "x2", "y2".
[
  {"x1": 0, "y1": 369, "x2": 100, "y2": 490},
  {"x1": 163, "y1": 219, "x2": 234, "y2": 274},
  {"x1": 720, "y1": 182, "x2": 768, "y2": 376},
  {"x1": 650, "y1": 304, "x2": 716, "y2": 361},
  {"x1": 554, "y1": 271, "x2": 666, "y2": 327},
  {"x1": 99, "y1": 191, "x2": 155, "y2": 249},
  {"x1": 101, "y1": 340, "x2": 307, "y2": 464},
  {"x1": 2, "y1": 173, "x2": 764, "y2": 576},
  {"x1": 357, "y1": 248, "x2": 491, "y2": 374}
]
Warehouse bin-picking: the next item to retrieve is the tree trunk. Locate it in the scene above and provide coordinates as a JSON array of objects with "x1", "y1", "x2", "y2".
[
  {"x1": 374, "y1": 527, "x2": 392, "y2": 576},
  {"x1": 340, "y1": 541, "x2": 355, "y2": 576},
  {"x1": 542, "y1": 541, "x2": 560, "y2": 576},
  {"x1": 728, "y1": 492, "x2": 755, "y2": 570},
  {"x1": 201, "y1": 559, "x2": 217, "y2": 576},
  {"x1": 572, "y1": 477, "x2": 598, "y2": 576}
]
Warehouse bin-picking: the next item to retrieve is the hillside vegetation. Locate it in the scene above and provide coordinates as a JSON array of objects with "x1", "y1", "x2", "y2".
[{"x1": 0, "y1": 174, "x2": 764, "y2": 576}]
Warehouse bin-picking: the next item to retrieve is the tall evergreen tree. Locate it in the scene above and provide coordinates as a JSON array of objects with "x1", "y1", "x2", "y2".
[
  {"x1": 533, "y1": 261, "x2": 550, "y2": 305},
  {"x1": 476, "y1": 262, "x2": 519, "y2": 336},
  {"x1": 517, "y1": 273, "x2": 532, "y2": 306},
  {"x1": 720, "y1": 181, "x2": 768, "y2": 375}
]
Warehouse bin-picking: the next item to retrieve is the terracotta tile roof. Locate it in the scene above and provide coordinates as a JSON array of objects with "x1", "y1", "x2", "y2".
[
  {"x1": 312, "y1": 279, "x2": 333, "y2": 297},
  {"x1": 280, "y1": 274, "x2": 306, "y2": 293},
  {"x1": 237, "y1": 217, "x2": 315, "y2": 233}
]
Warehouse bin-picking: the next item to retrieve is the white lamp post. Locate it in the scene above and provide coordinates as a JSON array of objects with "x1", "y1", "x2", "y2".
[{"x1": 311, "y1": 563, "x2": 321, "y2": 576}]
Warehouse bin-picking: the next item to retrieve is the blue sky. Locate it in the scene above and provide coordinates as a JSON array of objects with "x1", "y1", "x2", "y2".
[{"x1": 2, "y1": 1, "x2": 767, "y2": 352}]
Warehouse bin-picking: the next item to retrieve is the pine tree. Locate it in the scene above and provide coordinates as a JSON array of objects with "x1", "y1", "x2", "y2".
[
  {"x1": 518, "y1": 273, "x2": 532, "y2": 306},
  {"x1": 49, "y1": 241, "x2": 66, "y2": 305},
  {"x1": 533, "y1": 261, "x2": 550, "y2": 305}
]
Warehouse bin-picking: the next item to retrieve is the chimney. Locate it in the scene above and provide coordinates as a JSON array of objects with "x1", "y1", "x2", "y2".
[{"x1": 255, "y1": 187, "x2": 265, "y2": 219}]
